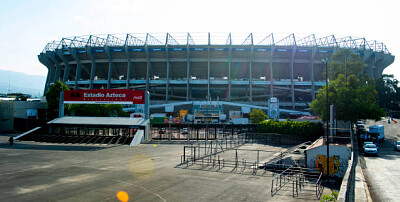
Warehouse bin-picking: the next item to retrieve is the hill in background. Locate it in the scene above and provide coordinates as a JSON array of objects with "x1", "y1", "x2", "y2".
[{"x1": 0, "y1": 70, "x2": 46, "y2": 97}]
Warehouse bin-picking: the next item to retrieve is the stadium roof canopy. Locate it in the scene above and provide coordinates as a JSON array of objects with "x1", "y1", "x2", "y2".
[{"x1": 42, "y1": 32, "x2": 391, "y2": 54}]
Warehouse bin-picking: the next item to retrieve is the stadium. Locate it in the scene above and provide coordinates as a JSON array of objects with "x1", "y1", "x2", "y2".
[{"x1": 38, "y1": 33, "x2": 394, "y2": 119}]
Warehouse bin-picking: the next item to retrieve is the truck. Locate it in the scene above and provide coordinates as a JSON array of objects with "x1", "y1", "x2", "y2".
[{"x1": 369, "y1": 125, "x2": 385, "y2": 141}]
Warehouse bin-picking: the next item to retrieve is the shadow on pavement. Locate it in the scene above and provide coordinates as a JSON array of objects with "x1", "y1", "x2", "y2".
[{"x1": 0, "y1": 142, "x2": 115, "y2": 151}]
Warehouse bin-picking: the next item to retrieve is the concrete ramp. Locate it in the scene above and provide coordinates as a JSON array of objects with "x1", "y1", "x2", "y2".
[
  {"x1": 14, "y1": 127, "x2": 41, "y2": 140},
  {"x1": 130, "y1": 130, "x2": 144, "y2": 146}
]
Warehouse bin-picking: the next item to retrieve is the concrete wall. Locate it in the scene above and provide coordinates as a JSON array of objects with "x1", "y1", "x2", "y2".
[
  {"x1": 13, "y1": 101, "x2": 47, "y2": 119},
  {"x1": 306, "y1": 145, "x2": 351, "y2": 178},
  {"x1": 0, "y1": 101, "x2": 47, "y2": 132},
  {"x1": 0, "y1": 102, "x2": 14, "y2": 132}
]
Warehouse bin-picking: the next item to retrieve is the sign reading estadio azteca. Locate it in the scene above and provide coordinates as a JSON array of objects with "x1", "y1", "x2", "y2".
[{"x1": 64, "y1": 89, "x2": 145, "y2": 104}]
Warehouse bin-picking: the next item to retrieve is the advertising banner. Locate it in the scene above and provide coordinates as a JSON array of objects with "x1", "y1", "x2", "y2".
[
  {"x1": 64, "y1": 89, "x2": 145, "y2": 104},
  {"x1": 180, "y1": 110, "x2": 187, "y2": 118}
]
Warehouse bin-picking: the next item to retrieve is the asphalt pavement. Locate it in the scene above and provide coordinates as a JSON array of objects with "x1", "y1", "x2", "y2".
[{"x1": 0, "y1": 134, "x2": 334, "y2": 201}]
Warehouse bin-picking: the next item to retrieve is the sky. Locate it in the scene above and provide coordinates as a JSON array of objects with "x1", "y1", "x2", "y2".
[{"x1": 0, "y1": 0, "x2": 399, "y2": 79}]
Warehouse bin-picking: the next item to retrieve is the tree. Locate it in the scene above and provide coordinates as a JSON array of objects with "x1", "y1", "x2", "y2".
[
  {"x1": 375, "y1": 74, "x2": 400, "y2": 110},
  {"x1": 310, "y1": 73, "x2": 384, "y2": 123},
  {"x1": 328, "y1": 49, "x2": 365, "y2": 81},
  {"x1": 249, "y1": 108, "x2": 268, "y2": 123},
  {"x1": 46, "y1": 81, "x2": 70, "y2": 119},
  {"x1": 67, "y1": 104, "x2": 128, "y2": 117}
]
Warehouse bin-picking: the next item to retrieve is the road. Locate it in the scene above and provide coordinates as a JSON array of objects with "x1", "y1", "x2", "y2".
[{"x1": 361, "y1": 118, "x2": 400, "y2": 201}]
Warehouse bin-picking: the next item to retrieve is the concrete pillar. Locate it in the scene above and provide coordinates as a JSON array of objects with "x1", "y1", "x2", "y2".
[
  {"x1": 55, "y1": 50, "x2": 70, "y2": 83},
  {"x1": 125, "y1": 45, "x2": 131, "y2": 89},
  {"x1": 290, "y1": 46, "x2": 296, "y2": 110},
  {"x1": 105, "y1": 46, "x2": 113, "y2": 89},
  {"x1": 207, "y1": 33, "x2": 211, "y2": 100},
  {"x1": 269, "y1": 47, "x2": 275, "y2": 98},
  {"x1": 310, "y1": 47, "x2": 316, "y2": 100},
  {"x1": 186, "y1": 43, "x2": 190, "y2": 101},
  {"x1": 39, "y1": 54, "x2": 55, "y2": 93},
  {"x1": 46, "y1": 52, "x2": 60, "y2": 83},
  {"x1": 249, "y1": 45, "x2": 253, "y2": 104},
  {"x1": 86, "y1": 46, "x2": 97, "y2": 89},
  {"x1": 166, "y1": 45, "x2": 170, "y2": 102},
  {"x1": 145, "y1": 45, "x2": 151, "y2": 92},
  {"x1": 69, "y1": 48, "x2": 82, "y2": 90},
  {"x1": 228, "y1": 44, "x2": 232, "y2": 101}
]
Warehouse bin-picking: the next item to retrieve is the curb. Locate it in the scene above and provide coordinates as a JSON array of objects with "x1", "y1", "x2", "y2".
[{"x1": 359, "y1": 165, "x2": 373, "y2": 202}]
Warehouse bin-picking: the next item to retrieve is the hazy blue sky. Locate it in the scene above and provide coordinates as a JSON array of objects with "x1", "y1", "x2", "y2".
[{"x1": 0, "y1": 0, "x2": 399, "y2": 79}]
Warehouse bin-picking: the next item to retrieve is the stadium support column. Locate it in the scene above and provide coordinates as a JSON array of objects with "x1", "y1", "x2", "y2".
[
  {"x1": 207, "y1": 32, "x2": 211, "y2": 101},
  {"x1": 56, "y1": 50, "x2": 70, "y2": 84},
  {"x1": 53, "y1": 60, "x2": 62, "y2": 82},
  {"x1": 145, "y1": 46, "x2": 151, "y2": 91},
  {"x1": 290, "y1": 46, "x2": 296, "y2": 110},
  {"x1": 46, "y1": 52, "x2": 61, "y2": 82},
  {"x1": 105, "y1": 46, "x2": 114, "y2": 89},
  {"x1": 249, "y1": 43, "x2": 254, "y2": 104},
  {"x1": 269, "y1": 47, "x2": 274, "y2": 98},
  {"x1": 144, "y1": 34, "x2": 151, "y2": 91},
  {"x1": 45, "y1": 64, "x2": 55, "y2": 93},
  {"x1": 186, "y1": 41, "x2": 191, "y2": 101},
  {"x1": 45, "y1": 52, "x2": 61, "y2": 83},
  {"x1": 228, "y1": 41, "x2": 232, "y2": 101},
  {"x1": 39, "y1": 53, "x2": 55, "y2": 93},
  {"x1": 310, "y1": 47, "x2": 316, "y2": 100},
  {"x1": 166, "y1": 45, "x2": 170, "y2": 102},
  {"x1": 125, "y1": 45, "x2": 131, "y2": 89},
  {"x1": 86, "y1": 46, "x2": 97, "y2": 89},
  {"x1": 69, "y1": 48, "x2": 82, "y2": 90},
  {"x1": 372, "y1": 54, "x2": 381, "y2": 79}
]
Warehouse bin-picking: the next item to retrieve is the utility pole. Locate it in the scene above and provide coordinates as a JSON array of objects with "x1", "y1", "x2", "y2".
[{"x1": 322, "y1": 58, "x2": 330, "y2": 181}]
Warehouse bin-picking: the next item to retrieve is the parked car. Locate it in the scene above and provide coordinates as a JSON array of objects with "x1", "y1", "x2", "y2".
[
  {"x1": 159, "y1": 128, "x2": 166, "y2": 134},
  {"x1": 182, "y1": 128, "x2": 188, "y2": 134},
  {"x1": 356, "y1": 123, "x2": 365, "y2": 130},
  {"x1": 395, "y1": 141, "x2": 400, "y2": 151},
  {"x1": 363, "y1": 141, "x2": 374, "y2": 146},
  {"x1": 364, "y1": 144, "x2": 378, "y2": 156}
]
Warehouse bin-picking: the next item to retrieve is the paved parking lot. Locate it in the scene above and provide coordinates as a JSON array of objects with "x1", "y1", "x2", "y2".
[{"x1": 0, "y1": 134, "x2": 333, "y2": 201}]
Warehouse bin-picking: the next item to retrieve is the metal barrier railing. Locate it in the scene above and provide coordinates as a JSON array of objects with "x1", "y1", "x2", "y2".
[
  {"x1": 316, "y1": 172, "x2": 324, "y2": 200},
  {"x1": 180, "y1": 134, "x2": 246, "y2": 165},
  {"x1": 271, "y1": 165, "x2": 295, "y2": 196},
  {"x1": 270, "y1": 166, "x2": 324, "y2": 199},
  {"x1": 292, "y1": 172, "x2": 306, "y2": 198}
]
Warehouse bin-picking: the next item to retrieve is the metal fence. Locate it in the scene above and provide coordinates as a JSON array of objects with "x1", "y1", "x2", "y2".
[
  {"x1": 181, "y1": 134, "x2": 246, "y2": 165},
  {"x1": 270, "y1": 166, "x2": 324, "y2": 199}
]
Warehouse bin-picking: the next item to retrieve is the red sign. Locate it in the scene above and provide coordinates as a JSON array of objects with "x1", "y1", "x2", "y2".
[{"x1": 64, "y1": 89, "x2": 145, "y2": 104}]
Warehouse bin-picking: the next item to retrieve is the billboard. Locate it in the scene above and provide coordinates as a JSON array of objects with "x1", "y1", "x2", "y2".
[
  {"x1": 64, "y1": 89, "x2": 145, "y2": 104},
  {"x1": 268, "y1": 97, "x2": 280, "y2": 120}
]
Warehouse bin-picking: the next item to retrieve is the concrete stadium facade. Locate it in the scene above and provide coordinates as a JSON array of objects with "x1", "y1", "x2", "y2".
[{"x1": 38, "y1": 33, "x2": 394, "y2": 110}]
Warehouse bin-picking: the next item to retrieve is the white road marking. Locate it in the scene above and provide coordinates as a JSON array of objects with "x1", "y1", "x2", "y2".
[{"x1": 113, "y1": 179, "x2": 166, "y2": 202}]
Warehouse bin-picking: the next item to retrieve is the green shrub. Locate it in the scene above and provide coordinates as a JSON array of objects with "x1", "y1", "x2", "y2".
[
  {"x1": 257, "y1": 119, "x2": 323, "y2": 140},
  {"x1": 320, "y1": 191, "x2": 338, "y2": 201}
]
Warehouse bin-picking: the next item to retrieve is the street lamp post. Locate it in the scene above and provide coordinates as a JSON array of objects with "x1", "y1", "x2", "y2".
[{"x1": 322, "y1": 58, "x2": 330, "y2": 181}]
